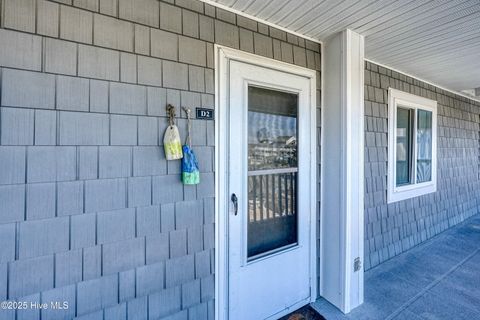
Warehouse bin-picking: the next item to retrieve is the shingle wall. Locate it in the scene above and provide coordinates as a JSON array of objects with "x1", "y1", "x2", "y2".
[
  {"x1": 0, "y1": 0, "x2": 321, "y2": 319},
  {"x1": 364, "y1": 61, "x2": 480, "y2": 270}
]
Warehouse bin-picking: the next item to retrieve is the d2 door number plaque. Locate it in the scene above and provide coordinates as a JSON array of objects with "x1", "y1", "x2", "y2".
[{"x1": 196, "y1": 108, "x2": 214, "y2": 120}]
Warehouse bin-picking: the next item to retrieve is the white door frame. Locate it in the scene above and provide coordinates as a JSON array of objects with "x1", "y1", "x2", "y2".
[{"x1": 214, "y1": 45, "x2": 318, "y2": 320}]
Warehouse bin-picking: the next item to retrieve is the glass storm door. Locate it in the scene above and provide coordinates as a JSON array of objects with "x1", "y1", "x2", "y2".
[{"x1": 228, "y1": 60, "x2": 313, "y2": 320}]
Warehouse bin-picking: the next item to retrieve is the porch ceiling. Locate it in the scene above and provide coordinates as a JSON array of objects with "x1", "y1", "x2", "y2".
[{"x1": 205, "y1": 0, "x2": 480, "y2": 92}]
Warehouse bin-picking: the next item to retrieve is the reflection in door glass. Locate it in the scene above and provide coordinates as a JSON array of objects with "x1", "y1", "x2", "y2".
[{"x1": 247, "y1": 86, "x2": 298, "y2": 259}]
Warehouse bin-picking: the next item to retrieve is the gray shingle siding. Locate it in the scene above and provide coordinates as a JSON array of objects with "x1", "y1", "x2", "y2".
[
  {"x1": 0, "y1": 0, "x2": 321, "y2": 318},
  {"x1": 364, "y1": 61, "x2": 480, "y2": 270}
]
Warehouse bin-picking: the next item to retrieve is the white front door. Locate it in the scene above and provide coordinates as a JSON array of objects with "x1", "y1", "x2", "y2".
[{"x1": 227, "y1": 59, "x2": 315, "y2": 320}]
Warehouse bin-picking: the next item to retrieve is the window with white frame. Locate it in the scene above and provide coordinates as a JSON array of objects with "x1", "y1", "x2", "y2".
[{"x1": 387, "y1": 88, "x2": 437, "y2": 203}]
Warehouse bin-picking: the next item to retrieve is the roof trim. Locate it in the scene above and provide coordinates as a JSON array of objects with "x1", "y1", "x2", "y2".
[
  {"x1": 199, "y1": 0, "x2": 323, "y2": 44},
  {"x1": 365, "y1": 58, "x2": 480, "y2": 103}
]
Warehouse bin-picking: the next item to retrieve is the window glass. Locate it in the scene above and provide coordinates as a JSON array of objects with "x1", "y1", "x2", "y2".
[
  {"x1": 396, "y1": 107, "x2": 412, "y2": 186},
  {"x1": 417, "y1": 110, "x2": 433, "y2": 183},
  {"x1": 247, "y1": 86, "x2": 298, "y2": 259},
  {"x1": 247, "y1": 87, "x2": 298, "y2": 171},
  {"x1": 388, "y1": 89, "x2": 437, "y2": 203}
]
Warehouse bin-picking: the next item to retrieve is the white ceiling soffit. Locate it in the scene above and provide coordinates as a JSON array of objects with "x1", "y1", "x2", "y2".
[{"x1": 206, "y1": 0, "x2": 480, "y2": 92}]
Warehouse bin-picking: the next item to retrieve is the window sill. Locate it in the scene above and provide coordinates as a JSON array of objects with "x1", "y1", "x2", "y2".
[{"x1": 387, "y1": 181, "x2": 436, "y2": 203}]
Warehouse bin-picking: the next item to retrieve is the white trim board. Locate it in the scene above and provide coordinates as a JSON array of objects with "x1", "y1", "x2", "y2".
[
  {"x1": 365, "y1": 58, "x2": 480, "y2": 104},
  {"x1": 214, "y1": 45, "x2": 318, "y2": 320},
  {"x1": 199, "y1": 0, "x2": 322, "y2": 45},
  {"x1": 319, "y1": 40, "x2": 325, "y2": 302}
]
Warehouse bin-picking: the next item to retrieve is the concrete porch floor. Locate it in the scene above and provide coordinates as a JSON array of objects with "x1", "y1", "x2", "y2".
[{"x1": 311, "y1": 214, "x2": 480, "y2": 320}]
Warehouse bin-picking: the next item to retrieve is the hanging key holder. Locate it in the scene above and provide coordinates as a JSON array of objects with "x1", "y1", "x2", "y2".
[
  {"x1": 181, "y1": 107, "x2": 200, "y2": 185},
  {"x1": 163, "y1": 104, "x2": 183, "y2": 160}
]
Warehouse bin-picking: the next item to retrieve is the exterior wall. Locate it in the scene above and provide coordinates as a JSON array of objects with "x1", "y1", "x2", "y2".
[
  {"x1": 364, "y1": 61, "x2": 480, "y2": 270},
  {"x1": 0, "y1": 0, "x2": 321, "y2": 319}
]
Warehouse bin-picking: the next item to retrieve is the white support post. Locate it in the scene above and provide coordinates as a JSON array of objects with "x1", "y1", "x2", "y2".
[{"x1": 321, "y1": 29, "x2": 364, "y2": 313}]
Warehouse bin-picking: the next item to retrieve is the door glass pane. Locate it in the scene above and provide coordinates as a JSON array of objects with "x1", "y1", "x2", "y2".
[
  {"x1": 247, "y1": 86, "x2": 298, "y2": 259},
  {"x1": 396, "y1": 107, "x2": 412, "y2": 186},
  {"x1": 417, "y1": 109, "x2": 432, "y2": 183}
]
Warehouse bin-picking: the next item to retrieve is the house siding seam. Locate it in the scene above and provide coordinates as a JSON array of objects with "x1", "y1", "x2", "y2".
[
  {"x1": 0, "y1": 0, "x2": 321, "y2": 319},
  {"x1": 363, "y1": 61, "x2": 480, "y2": 270}
]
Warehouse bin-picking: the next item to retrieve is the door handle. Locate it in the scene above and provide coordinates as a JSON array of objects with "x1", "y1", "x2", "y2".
[{"x1": 231, "y1": 193, "x2": 238, "y2": 215}]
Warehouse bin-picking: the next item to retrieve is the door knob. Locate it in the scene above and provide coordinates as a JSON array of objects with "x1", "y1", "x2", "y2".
[{"x1": 231, "y1": 193, "x2": 238, "y2": 215}]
